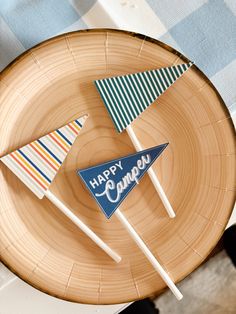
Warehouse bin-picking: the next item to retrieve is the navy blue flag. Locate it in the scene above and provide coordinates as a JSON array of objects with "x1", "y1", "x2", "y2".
[{"x1": 77, "y1": 144, "x2": 168, "y2": 218}]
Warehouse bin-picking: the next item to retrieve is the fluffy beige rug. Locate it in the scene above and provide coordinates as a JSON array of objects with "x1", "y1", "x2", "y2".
[{"x1": 155, "y1": 251, "x2": 236, "y2": 314}]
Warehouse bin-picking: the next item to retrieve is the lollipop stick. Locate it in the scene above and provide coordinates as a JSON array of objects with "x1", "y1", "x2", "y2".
[
  {"x1": 45, "y1": 190, "x2": 121, "y2": 263},
  {"x1": 126, "y1": 125, "x2": 175, "y2": 218},
  {"x1": 115, "y1": 208, "x2": 182, "y2": 300}
]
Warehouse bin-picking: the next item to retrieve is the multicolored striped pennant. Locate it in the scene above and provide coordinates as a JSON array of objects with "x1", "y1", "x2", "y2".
[
  {"x1": 95, "y1": 62, "x2": 193, "y2": 132},
  {"x1": 1, "y1": 115, "x2": 88, "y2": 199}
]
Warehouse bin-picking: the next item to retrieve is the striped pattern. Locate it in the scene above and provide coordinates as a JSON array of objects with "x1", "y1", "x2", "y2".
[
  {"x1": 95, "y1": 63, "x2": 193, "y2": 132},
  {"x1": 1, "y1": 115, "x2": 88, "y2": 199}
]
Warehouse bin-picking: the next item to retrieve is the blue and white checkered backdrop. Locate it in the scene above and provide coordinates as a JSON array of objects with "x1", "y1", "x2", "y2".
[{"x1": 0, "y1": 0, "x2": 235, "y2": 116}]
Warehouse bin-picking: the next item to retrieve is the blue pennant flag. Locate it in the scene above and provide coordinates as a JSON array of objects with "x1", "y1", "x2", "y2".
[{"x1": 77, "y1": 144, "x2": 168, "y2": 218}]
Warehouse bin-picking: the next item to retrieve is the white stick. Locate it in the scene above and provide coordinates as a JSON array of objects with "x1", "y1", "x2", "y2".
[
  {"x1": 126, "y1": 125, "x2": 175, "y2": 218},
  {"x1": 45, "y1": 190, "x2": 121, "y2": 263},
  {"x1": 115, "y1": 209, "x2": 183, "y2": 300}
]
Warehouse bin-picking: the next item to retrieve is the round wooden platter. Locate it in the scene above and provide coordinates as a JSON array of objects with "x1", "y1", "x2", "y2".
[{"x1": 0, "y1": 29, "x2": 235, "y2": 304}]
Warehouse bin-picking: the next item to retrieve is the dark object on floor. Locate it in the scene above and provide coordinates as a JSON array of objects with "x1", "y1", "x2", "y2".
[
  {"x1": 223, "y1": 224, "x2": 236, "y2": 267},
  {"x1": 121, "y1": 298, "x2": 159, "y2": 314}
]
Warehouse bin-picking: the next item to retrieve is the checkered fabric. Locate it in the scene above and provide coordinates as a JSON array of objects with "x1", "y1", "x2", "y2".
[{"x1": 0, "y1": 0, "x2": 235, "y2": 117}]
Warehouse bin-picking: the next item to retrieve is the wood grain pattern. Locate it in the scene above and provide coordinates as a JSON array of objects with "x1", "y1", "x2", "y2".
[{"x1": 0, "y1": 29, "x2": 235, "y2": 304}]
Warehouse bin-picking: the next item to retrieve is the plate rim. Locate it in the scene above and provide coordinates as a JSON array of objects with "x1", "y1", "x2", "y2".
[{"x1": 0, "y1": 28, "x2": 235, "y2": 304}]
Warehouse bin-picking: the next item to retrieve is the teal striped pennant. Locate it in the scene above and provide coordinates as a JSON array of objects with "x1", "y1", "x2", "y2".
[{"x1": 95, "y1": 62, "x2": 193, "y2": 132}]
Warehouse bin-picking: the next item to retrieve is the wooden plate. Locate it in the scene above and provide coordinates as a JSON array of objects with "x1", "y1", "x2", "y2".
[{"x1": 0, "y1": 29, "x2": 235, "y2": 304}]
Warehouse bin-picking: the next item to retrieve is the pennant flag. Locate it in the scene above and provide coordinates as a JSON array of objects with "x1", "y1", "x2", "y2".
[
  {"x1": 1, "y1": 115, "x2": 88, "y2": 199},
  {"x1": 95, "y1": 62, "x2": 193, "y2": 132},
  {"x1": 78, "y1": 143, "x2": 168, "y2": 218}
]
